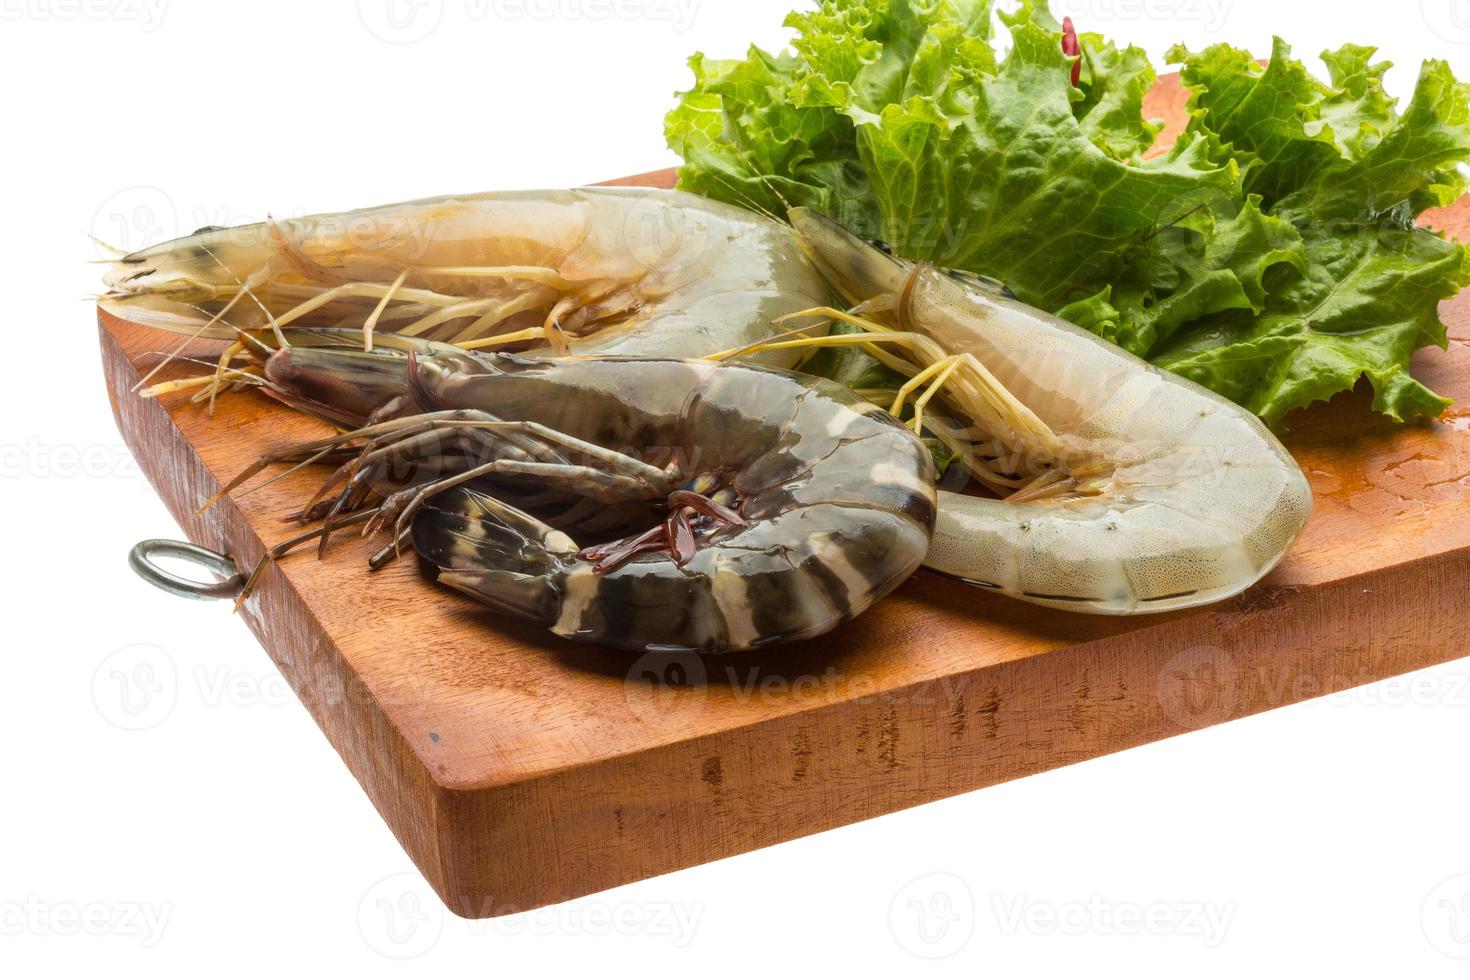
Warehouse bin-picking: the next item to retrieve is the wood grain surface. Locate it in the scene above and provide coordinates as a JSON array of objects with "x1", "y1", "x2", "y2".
[{"x1": 99, "y1": 73, "x2": 1470, "y2": 918}]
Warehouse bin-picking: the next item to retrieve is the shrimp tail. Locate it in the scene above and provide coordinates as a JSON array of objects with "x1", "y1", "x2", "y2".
[{"x1": 413, "y1": 487, "x2": 577, "y2": 625}]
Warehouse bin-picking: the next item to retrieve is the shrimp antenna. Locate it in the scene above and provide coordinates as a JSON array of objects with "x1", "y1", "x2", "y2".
[
  {"x1": 723, "y1": 134, "x2": 796, "y2": 216},
  {"x1": 685, "y1": 131, "x2": 795, "y2": 226},
  {"x1": 187, "y1": 244, "x2": 292, "y2": 415},
  {"x1": 89, "y1": 235, "x2": 127, "y2": 260},
  {"x1": 197, "y1": 242, "x2": 289, "y2": 349},
  {"x1": 749, "y1": 165, "x2": 794, "y2": 216},
  {"x1": 129, "y1": 294, "x2": 253, "y2": 394},
  {"x1": 699, "y1": 171, "x2": 784, "y2": 226}
]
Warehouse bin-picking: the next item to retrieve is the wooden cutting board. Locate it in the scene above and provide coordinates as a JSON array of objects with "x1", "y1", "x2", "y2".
[{"x1": 99, "y1": 74, "x2": 1470, "y2": 918}]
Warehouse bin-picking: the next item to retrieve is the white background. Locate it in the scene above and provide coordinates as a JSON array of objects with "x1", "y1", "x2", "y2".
[{"x1": 2, "y1": 0, "x2": 1469, "y2": 975}]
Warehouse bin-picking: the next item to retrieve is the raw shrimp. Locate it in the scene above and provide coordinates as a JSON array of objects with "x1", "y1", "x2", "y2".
[
  {"x1": 100, "y1": 187, "x2": 829, "y2": 364},
  {"x1": 754, "y1": 209, "x2": 1312, "y2": 615},
  {"x1": 215, "y1": 331, "x2": 936, "y2": 654}
]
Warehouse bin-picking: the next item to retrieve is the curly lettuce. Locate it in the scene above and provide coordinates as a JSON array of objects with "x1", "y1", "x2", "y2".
[{"x1": 665, "y1": 0, "x2": 1470, "y2": 428}]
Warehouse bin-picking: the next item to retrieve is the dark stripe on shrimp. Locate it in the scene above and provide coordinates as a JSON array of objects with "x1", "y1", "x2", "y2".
[
  {"x1": 1021, "y1": 592, "x2": 1106, "y2": 603},
  {"x1": 579, "y1": 561, "x2": 728, "y2": 654},
  {"x1": 926, "y1": 568, "x2": 1006, "y2": 591},
  {"x1": 741, "y1": 554, "x2": 844, "y2": 647},
  {"x1": 794, "y1": 546, "x2": 861, "y2": 619},
  {"x1": 895, "y1": 489, "x2": 937, "y2": 533}
]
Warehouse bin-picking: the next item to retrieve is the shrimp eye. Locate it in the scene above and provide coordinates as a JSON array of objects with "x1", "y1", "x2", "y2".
[{"x1": 866, "y1": 238, "x2": 896, "y2": 256}]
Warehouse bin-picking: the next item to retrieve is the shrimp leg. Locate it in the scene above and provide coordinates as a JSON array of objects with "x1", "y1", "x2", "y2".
[
  {"x1": 320, "y1": 415, "x2": 674, "y2": 508},
  {"x1": 220, "y1": 409, "x2": 680, "y2": 576},
  {"x1": 365, "y1": 457, "x2": 664, "y2": 543}
]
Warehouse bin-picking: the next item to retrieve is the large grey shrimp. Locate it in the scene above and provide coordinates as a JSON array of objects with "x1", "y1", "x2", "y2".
[{"x1": 213, "y1": 331, "x2": 936, "y2": 654}]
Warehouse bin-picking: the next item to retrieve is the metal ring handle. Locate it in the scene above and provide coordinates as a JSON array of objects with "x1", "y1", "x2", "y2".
[{"x1": 129, "y1": 539, "x2": 245, "y2": 602}]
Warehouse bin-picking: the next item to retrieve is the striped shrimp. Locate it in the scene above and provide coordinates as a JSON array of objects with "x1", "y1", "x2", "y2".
[
  {"x1": 213, "y1": 331, "x2": 936, "y2": 654},
  {"x1": 100, "y1": 187, "x2": 829, "y2": 364},
  {"x1": 746, "y1": 210, "x2": 1313, "y2": 615}
]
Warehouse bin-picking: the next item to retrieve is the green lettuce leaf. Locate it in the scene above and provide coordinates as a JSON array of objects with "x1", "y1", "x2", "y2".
[
  {"x1": 665, "y1": 0, "x2": 1470, "y2": 428},
  {"x1": 1155, "y1": 214, "x2": 1467, "y2": 427},
  {"x1": 1164, "y1": 41, "x2": 1470, "y2": 423}
]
